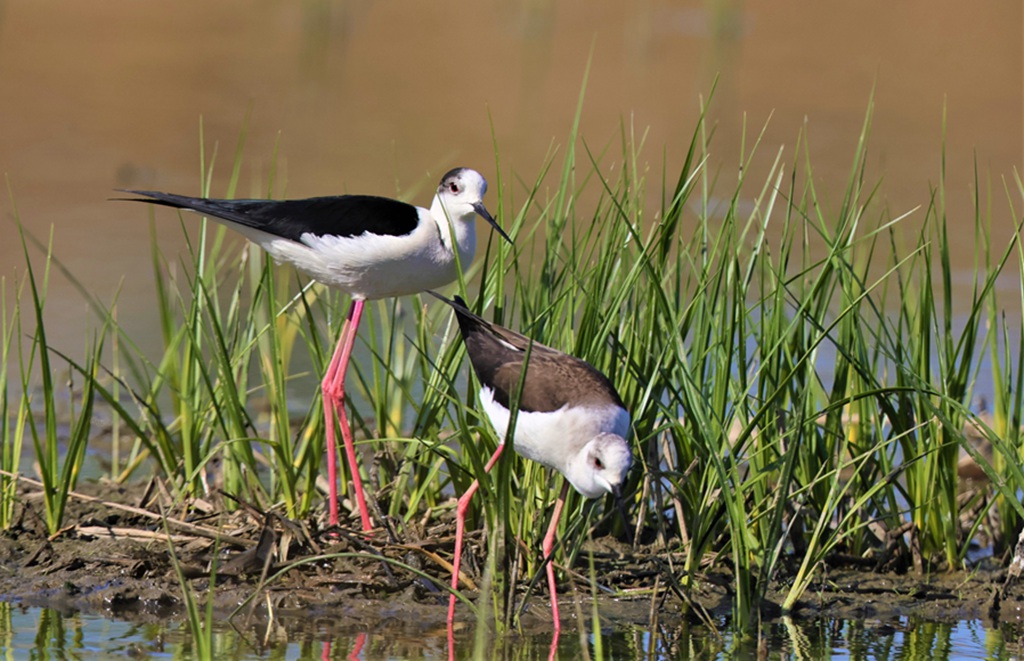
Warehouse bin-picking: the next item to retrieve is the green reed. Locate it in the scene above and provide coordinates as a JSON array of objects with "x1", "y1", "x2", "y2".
[
  {"x1": 984, "y1": 170, "x2": 1024, "y2": 557},
  {"x1": 0, "y1": 276, "x2": 28, "y2": 530},
  {"x1": 9, "y1": 210, "x2": 101, "y2": 535},
  {"x1": 164, "y1": 513, "x2": 216, "y2": 661}
]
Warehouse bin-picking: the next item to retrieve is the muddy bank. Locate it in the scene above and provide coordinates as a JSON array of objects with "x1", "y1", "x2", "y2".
[{"x1": 0, "y1": 479, "x2": 1020, "y2": 636}]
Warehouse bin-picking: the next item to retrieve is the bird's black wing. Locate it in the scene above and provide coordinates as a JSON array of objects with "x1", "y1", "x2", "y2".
[{"x1": 118, "y1": 191, "x2": 421, "y2": 241}]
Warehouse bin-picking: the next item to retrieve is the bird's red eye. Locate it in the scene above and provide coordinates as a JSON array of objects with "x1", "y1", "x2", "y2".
[
  {"x1": 449, "y1": 183, "x2": 460, "y2": 193},
  {"x1": 594, "y1": 457, "x2": 604, "y2": 469}
]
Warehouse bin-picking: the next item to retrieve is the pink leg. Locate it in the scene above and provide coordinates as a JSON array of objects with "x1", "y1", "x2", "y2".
[
  {"x1": 541, "y1": 480, "x2": 570, "y2": 633},
  {"x1": 322, "y1": 299, "x2": 372, "y2": 531},
  {"x1": 448, "y1": 443, "x2": 506, "y2": 624},
  {"x1": 347, "y1": 632, "x2": 366, "y2": 661},
  {"x1": 548, "y1": 628, "x2": 560, "y2": 661}
]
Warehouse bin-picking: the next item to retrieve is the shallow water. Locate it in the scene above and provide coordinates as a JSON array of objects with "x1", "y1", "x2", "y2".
[{"x1": 1, "y1": 604, "x2": 1020, "y2": 660}]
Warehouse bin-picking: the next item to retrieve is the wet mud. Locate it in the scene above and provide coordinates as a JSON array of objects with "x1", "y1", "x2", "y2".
[{"x1": 0, "y1": 480, "x2": 1021, "y2": 638}]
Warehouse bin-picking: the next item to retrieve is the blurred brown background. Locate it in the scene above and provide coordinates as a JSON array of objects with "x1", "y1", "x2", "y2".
[{"x1": 0, "y1": 0, "x2": 1019, "y2": 357}]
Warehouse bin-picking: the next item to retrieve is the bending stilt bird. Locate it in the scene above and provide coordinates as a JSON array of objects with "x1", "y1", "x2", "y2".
[{"x1": 432, "y1": 293, "x2": 631, "y2": 630}]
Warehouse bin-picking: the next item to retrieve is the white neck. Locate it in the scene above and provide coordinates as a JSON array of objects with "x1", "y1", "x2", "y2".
[{"x1": 431, "y1": 196, "x2": 477, "y2": 266}]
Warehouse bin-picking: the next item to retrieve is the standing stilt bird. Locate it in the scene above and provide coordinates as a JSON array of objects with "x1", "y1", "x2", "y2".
[
  {"x1": 119, "y1": 169, "x2": 511, "y2": 532},
  {"x1": 432, "y1": 293, "x2": 632, "y2": 631}
]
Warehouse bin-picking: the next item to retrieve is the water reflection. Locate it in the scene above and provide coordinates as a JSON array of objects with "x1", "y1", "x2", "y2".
[{"x1": 1, "y1": 601, "x2": 1020, "y2": 660}]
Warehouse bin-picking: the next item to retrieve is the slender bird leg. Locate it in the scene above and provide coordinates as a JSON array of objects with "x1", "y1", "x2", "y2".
[
  {"x1": 541, "y1": 480, "x2": 571, "y2": 632},
  {"x1": 322, "y1": 299, "x2": 372, "y2": 532},
  {"x1": 448, "y1": 442, "x2": 506, "y2": 624},
  {"x1": 321, "y1": 319, "x2": 352, "y2": 528},
  {"x1": 346, "y1": 632, "x2": 366, "y2": 661},
  {"x1": 548, "y1": 628, "x2": 560, "y2": 661}
]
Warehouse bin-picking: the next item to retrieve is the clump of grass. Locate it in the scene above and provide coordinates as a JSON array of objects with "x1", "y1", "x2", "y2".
[
  {"x1": 7, "y1": 197, "x2": 101, "y2": 536},
  {"x1": 3, "y1": 88, "x2": 1023, "y2": 636},
  {"x1": 426, "y1": 89, "x2": 1024, "y2": 629}
]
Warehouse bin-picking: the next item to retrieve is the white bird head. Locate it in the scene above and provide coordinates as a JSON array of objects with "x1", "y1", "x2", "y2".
[
  {"x1": 567, "y1": 432, "x2": 633, "y2": 499},
  {"x1": 433, "y1": 168, "x2": 511, "y2": 244}
]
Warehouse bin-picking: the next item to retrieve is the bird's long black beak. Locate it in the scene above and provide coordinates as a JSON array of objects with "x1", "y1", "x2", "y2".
[
  {"x1": 473, "y1": 202, "x2": 513, "y2": 245},
  {"x1": 612, "y1": 485, "x2": 635, "y2": 545}
]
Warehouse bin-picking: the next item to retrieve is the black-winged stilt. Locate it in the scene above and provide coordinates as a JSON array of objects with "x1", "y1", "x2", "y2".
[
  {"x1": 119, "y1": 169, "x2": 511, "y2": 532},
  {"x1": 432, "y1": 293, "x2": 632, "y2": 631}
]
